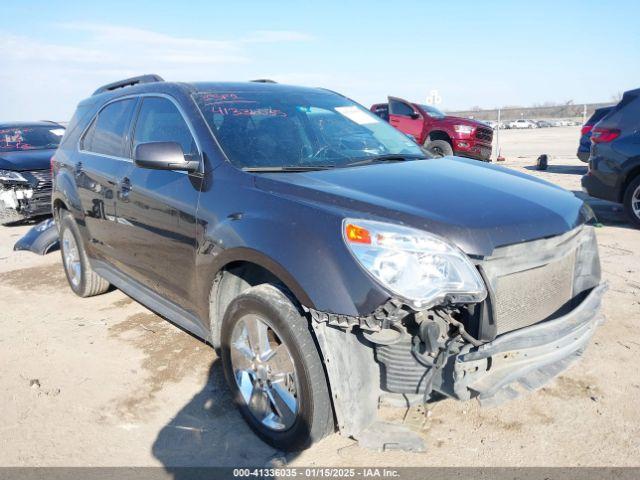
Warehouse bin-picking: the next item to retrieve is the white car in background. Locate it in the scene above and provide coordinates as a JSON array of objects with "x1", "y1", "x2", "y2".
[{"x1": 509, "y1": 119, "x2": 538, "y2": 129}]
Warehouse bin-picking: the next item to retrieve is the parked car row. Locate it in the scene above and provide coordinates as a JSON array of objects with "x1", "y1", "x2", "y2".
[
  {"x1": 40, "y1": 75, "x2": 607, "y2": 451},
  {"x1": 479, "y1": 119, "x2": 578, "y2": 130}
]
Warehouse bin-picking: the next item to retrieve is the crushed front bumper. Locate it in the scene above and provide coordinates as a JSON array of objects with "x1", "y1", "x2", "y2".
[
  {"x1": 0, "y1": 184, "x2": 51, "y2": 224},
  {"x1": 450, "y1": 283, "x2": 607, "y2": 406}
]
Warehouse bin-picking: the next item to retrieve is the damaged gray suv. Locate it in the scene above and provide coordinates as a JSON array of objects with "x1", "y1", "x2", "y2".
[{"x1": 52, "y1": 75, "x2": 606, "y2": 451}]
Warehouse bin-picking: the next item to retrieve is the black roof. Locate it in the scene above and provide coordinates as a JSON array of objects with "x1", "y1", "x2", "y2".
[
  {"x1": 623, "y1": 87, "x2": 640, "y2": 98},
  {"x1": 86, "y1": 74, "x2": 328, "y2": 99},
  {"x1": 188, "y1": 81, "x2": 326, "y2": 95}
]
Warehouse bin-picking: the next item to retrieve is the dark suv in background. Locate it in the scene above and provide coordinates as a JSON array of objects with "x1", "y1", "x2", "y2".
[
  {"x1": 582, "y1": 88, "x2": 640, "y2": 227},
  {"x1": 0, "y1": 121, "x2": 64, "y2": 224},
  {"x1": 577, "y1": 106, "x2": 613, "y2": 162},
  {"x1": 53, "y1": 75, "x2": 605, "y2": 451}
]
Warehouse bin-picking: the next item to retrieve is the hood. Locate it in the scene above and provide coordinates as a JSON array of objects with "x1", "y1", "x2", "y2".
[
  {"x1": 0, "y1": 149, "x2": 55, "y2": 171},
  {"x1": 440, "y1": 115, "x2": 489, "y2": 129},
  {"x1": 253, "y1": 157, "x2": 590, "y2": 257}
]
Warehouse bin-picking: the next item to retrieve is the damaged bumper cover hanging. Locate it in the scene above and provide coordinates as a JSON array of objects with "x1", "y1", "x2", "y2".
[
  {"x1": 310, "y1": 283, "x2": 606, "y2": 451},
  {"x1": 451, "y1": 282, "x2": 606, "y2": 406}
]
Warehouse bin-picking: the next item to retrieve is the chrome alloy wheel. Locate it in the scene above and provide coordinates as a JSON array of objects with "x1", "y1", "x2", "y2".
[
  {"x1": 61, "y1": 228, "x2": 81, "y2": 288},
  {"x1": 633, "y1": 184, "x2": 640, "y2": 219},
  {"x1": 230, "y1": 314, "x2": 299, "y2": 431}
]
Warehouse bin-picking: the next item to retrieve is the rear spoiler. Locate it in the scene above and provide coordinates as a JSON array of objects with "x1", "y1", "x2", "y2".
[{"x1": 92, "y1": 74, "x2": 164, "y2": 96}]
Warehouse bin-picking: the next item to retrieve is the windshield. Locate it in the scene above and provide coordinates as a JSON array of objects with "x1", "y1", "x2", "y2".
[
  {"x1": 0, "y1": 126, "x2": 65, "y2": 152},
  {"x1": 194, "y1": 90, "x2": 425, "y2": 169},
  {"x1": 418, "y1": 105, "x2": 446, "y2": 119}
]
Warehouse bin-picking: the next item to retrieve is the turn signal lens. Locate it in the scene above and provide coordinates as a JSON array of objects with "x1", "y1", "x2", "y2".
[{"x1": 345, "y1": 223, "x2": 371, "y2": 244}]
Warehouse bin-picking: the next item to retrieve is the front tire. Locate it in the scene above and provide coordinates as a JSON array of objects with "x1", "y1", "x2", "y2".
[
  {"x1": 59, "y1": 210, "x2": 110, "y2": 297},
  {"x1": 220, "y1": 284, "x2": 334, "y2": 451},
  {"x1": 424, "y1": 139, "x2": 453, "y2": 158},
  {"x1": 623, "y1": 175, "x2": 640, "y2": 228}
]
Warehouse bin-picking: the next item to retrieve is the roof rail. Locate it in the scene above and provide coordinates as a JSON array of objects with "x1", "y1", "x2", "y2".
[
  {"x1": 251, "y1": 79, "x2": 277, "y2": 83},
  {"x1": 92, "y1": 74, "x2": 164, "y2": 96}
]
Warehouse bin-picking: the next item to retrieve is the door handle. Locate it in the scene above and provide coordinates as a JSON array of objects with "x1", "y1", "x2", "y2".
[{"x1": 119, "y1": 177, "x2": 131, "y2": 201}]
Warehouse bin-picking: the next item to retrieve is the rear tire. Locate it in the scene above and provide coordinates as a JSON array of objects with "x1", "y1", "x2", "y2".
[
  {"x1": 59, "y1": 210, "x2": 110, "y2": 297},
  {"x1": 220, "y1": 284, "x2": 334, "y2": 451},
  {"x1": 623, "y1": 175, "x2": 640, "y2": 228},
  {"x1": 424, "y1": 139, "x2": 453, "y2": 158}
]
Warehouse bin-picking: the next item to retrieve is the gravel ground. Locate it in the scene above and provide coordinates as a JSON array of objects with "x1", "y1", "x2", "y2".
[{"x1": 0, "y1": 126, "x2": 638, "y2": 467}]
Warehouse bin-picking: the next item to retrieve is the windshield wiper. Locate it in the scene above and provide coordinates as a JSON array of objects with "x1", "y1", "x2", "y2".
[
  {"x1": 343, "y1": 154, "x2": 427, "y2": 167},
  {"x1": 243, "y1": 165, "x2": 336, "y2": 173}
]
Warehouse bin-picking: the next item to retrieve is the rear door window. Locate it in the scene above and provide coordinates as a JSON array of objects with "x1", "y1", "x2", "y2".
[
  {"x1": 82, "y1": 99, "x2": 137, "y2": 157},
  {"x1": 132, "y1": 97, "x2": 197, "y2": 157}
]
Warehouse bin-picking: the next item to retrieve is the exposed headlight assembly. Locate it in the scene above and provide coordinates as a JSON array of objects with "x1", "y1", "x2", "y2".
[
  {"x1": 343, "y1": 219, "x2": 487, "y2": 309},
  {"x1": 0, "y1": 170, "x2": 28, "y2": 183}
]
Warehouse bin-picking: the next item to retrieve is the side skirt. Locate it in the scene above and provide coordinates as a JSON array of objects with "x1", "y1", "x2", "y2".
[{"x1": 92, "y1": 259, "x2": 209, "y2": 342}]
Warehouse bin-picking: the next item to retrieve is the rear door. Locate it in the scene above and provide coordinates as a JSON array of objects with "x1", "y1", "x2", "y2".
[
  {"x1": 76, "y1": 98, "x2": 138, "y2": 262},
  {"x1": 116, "y1": 95, "x2": 202, "y2": 314},
  {"x1": 388, "y1": 96, "x2": 423, "y2": 141}
]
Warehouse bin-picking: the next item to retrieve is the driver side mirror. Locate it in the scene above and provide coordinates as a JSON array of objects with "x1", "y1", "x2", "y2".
[
  {"x1": 133, "y1": 142, "x2": 199, "y2": 172},
  {"x1": 409, "y1": 112, "x2": 421, "y2": 120}
]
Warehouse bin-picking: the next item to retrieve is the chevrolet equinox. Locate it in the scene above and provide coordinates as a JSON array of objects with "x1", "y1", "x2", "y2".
[{"x1": 52, "y1": 75, "x2": 606, "y2": 451}]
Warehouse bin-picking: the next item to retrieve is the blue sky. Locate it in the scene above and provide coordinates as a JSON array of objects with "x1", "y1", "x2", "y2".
[{"x1": 1, "y1": 0, "x2": 638, "y2": 120}]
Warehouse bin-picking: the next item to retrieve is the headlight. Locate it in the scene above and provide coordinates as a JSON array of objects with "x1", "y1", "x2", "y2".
[
  {"x1": 453, "y1": 125, "x2": 474, "y2": 135},
  {"x1": 0, "y1": 170, "x2": 28, "y2": 183},
  {"x1": 343, "y1": 219, "x2": 487, "y2": 309}
]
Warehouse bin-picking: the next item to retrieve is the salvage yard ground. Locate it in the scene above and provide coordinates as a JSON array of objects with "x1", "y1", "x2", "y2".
[{"x1": 0, "y1": 126, "x2": 638, "y2": 467}]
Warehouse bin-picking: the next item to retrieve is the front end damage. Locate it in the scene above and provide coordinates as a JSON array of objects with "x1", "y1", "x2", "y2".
[
  {"x1": 0, "y1": 170, "x2": 52, "y2": 224},
  {"x1": 308, "y1": 225, "x2": 605, "y2": 451}
]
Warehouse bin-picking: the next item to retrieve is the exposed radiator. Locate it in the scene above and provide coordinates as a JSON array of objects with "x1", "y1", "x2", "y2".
[{"x1": 493, "y1": 252, "x2": 575, "y2": 335}]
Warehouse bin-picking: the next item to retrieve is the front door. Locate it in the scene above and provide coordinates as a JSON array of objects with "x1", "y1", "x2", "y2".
[
  {"x1": 388, "y1": 96, "x2": 423, "y2": 141},
  {"x1": 116, "y1": 96, "x2": 202, "y2": 314}
]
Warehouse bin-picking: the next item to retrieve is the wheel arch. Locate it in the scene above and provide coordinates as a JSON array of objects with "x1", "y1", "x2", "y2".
[
  {"x1": 206, "y1": 248, "x2": 315, "y2": 347},
  {"x1": 427, "y1": 130, "x2": 453, "y2": 145},
  {"x1": 620, "y1": 160, "x2": 640, "y2": 203}
]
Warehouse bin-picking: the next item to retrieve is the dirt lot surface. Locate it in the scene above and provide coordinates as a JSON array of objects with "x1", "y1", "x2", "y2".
[{"x1": 1, "y1": 126, "x2": 639, "y2": 467}]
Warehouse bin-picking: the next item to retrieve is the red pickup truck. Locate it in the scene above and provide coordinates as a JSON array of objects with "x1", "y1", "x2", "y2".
[{"x1": 371, "y1": 97, "x2": 493, "y2": 161}]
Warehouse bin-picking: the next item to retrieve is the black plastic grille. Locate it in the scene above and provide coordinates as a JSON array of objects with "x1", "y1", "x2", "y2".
[
  {"x1": 26, "y1": 169, "x2": 52, "y2": 191},
  {"x1": 475, "y1": 127, "x2": 493, "y2": 142}
]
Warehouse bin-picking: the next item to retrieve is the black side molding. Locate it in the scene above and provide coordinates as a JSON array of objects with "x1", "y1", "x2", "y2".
[{"x1": 92, "y1": 74, "x2": 164, "y2": 96}]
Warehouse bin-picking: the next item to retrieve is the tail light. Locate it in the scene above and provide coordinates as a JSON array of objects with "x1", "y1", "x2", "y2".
[
  {"x1": 50, "y1": 155, "x2": 55, "y2": 176},
  {"x1": 591, "y1": 127, "x2": 620, "y2": 143},
  {"x1": 580, "y1": 124, "x2": 593, "y2": 136}
]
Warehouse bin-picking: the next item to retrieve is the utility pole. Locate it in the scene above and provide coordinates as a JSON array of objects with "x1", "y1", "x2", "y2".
[{"x1": 496, "y1": 108, "x2": 502, "y2": 161}]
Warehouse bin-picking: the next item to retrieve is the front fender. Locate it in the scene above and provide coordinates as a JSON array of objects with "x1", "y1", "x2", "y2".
[{"x1": 192, "y1": 177, "x2": 390, "y2": 324}]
